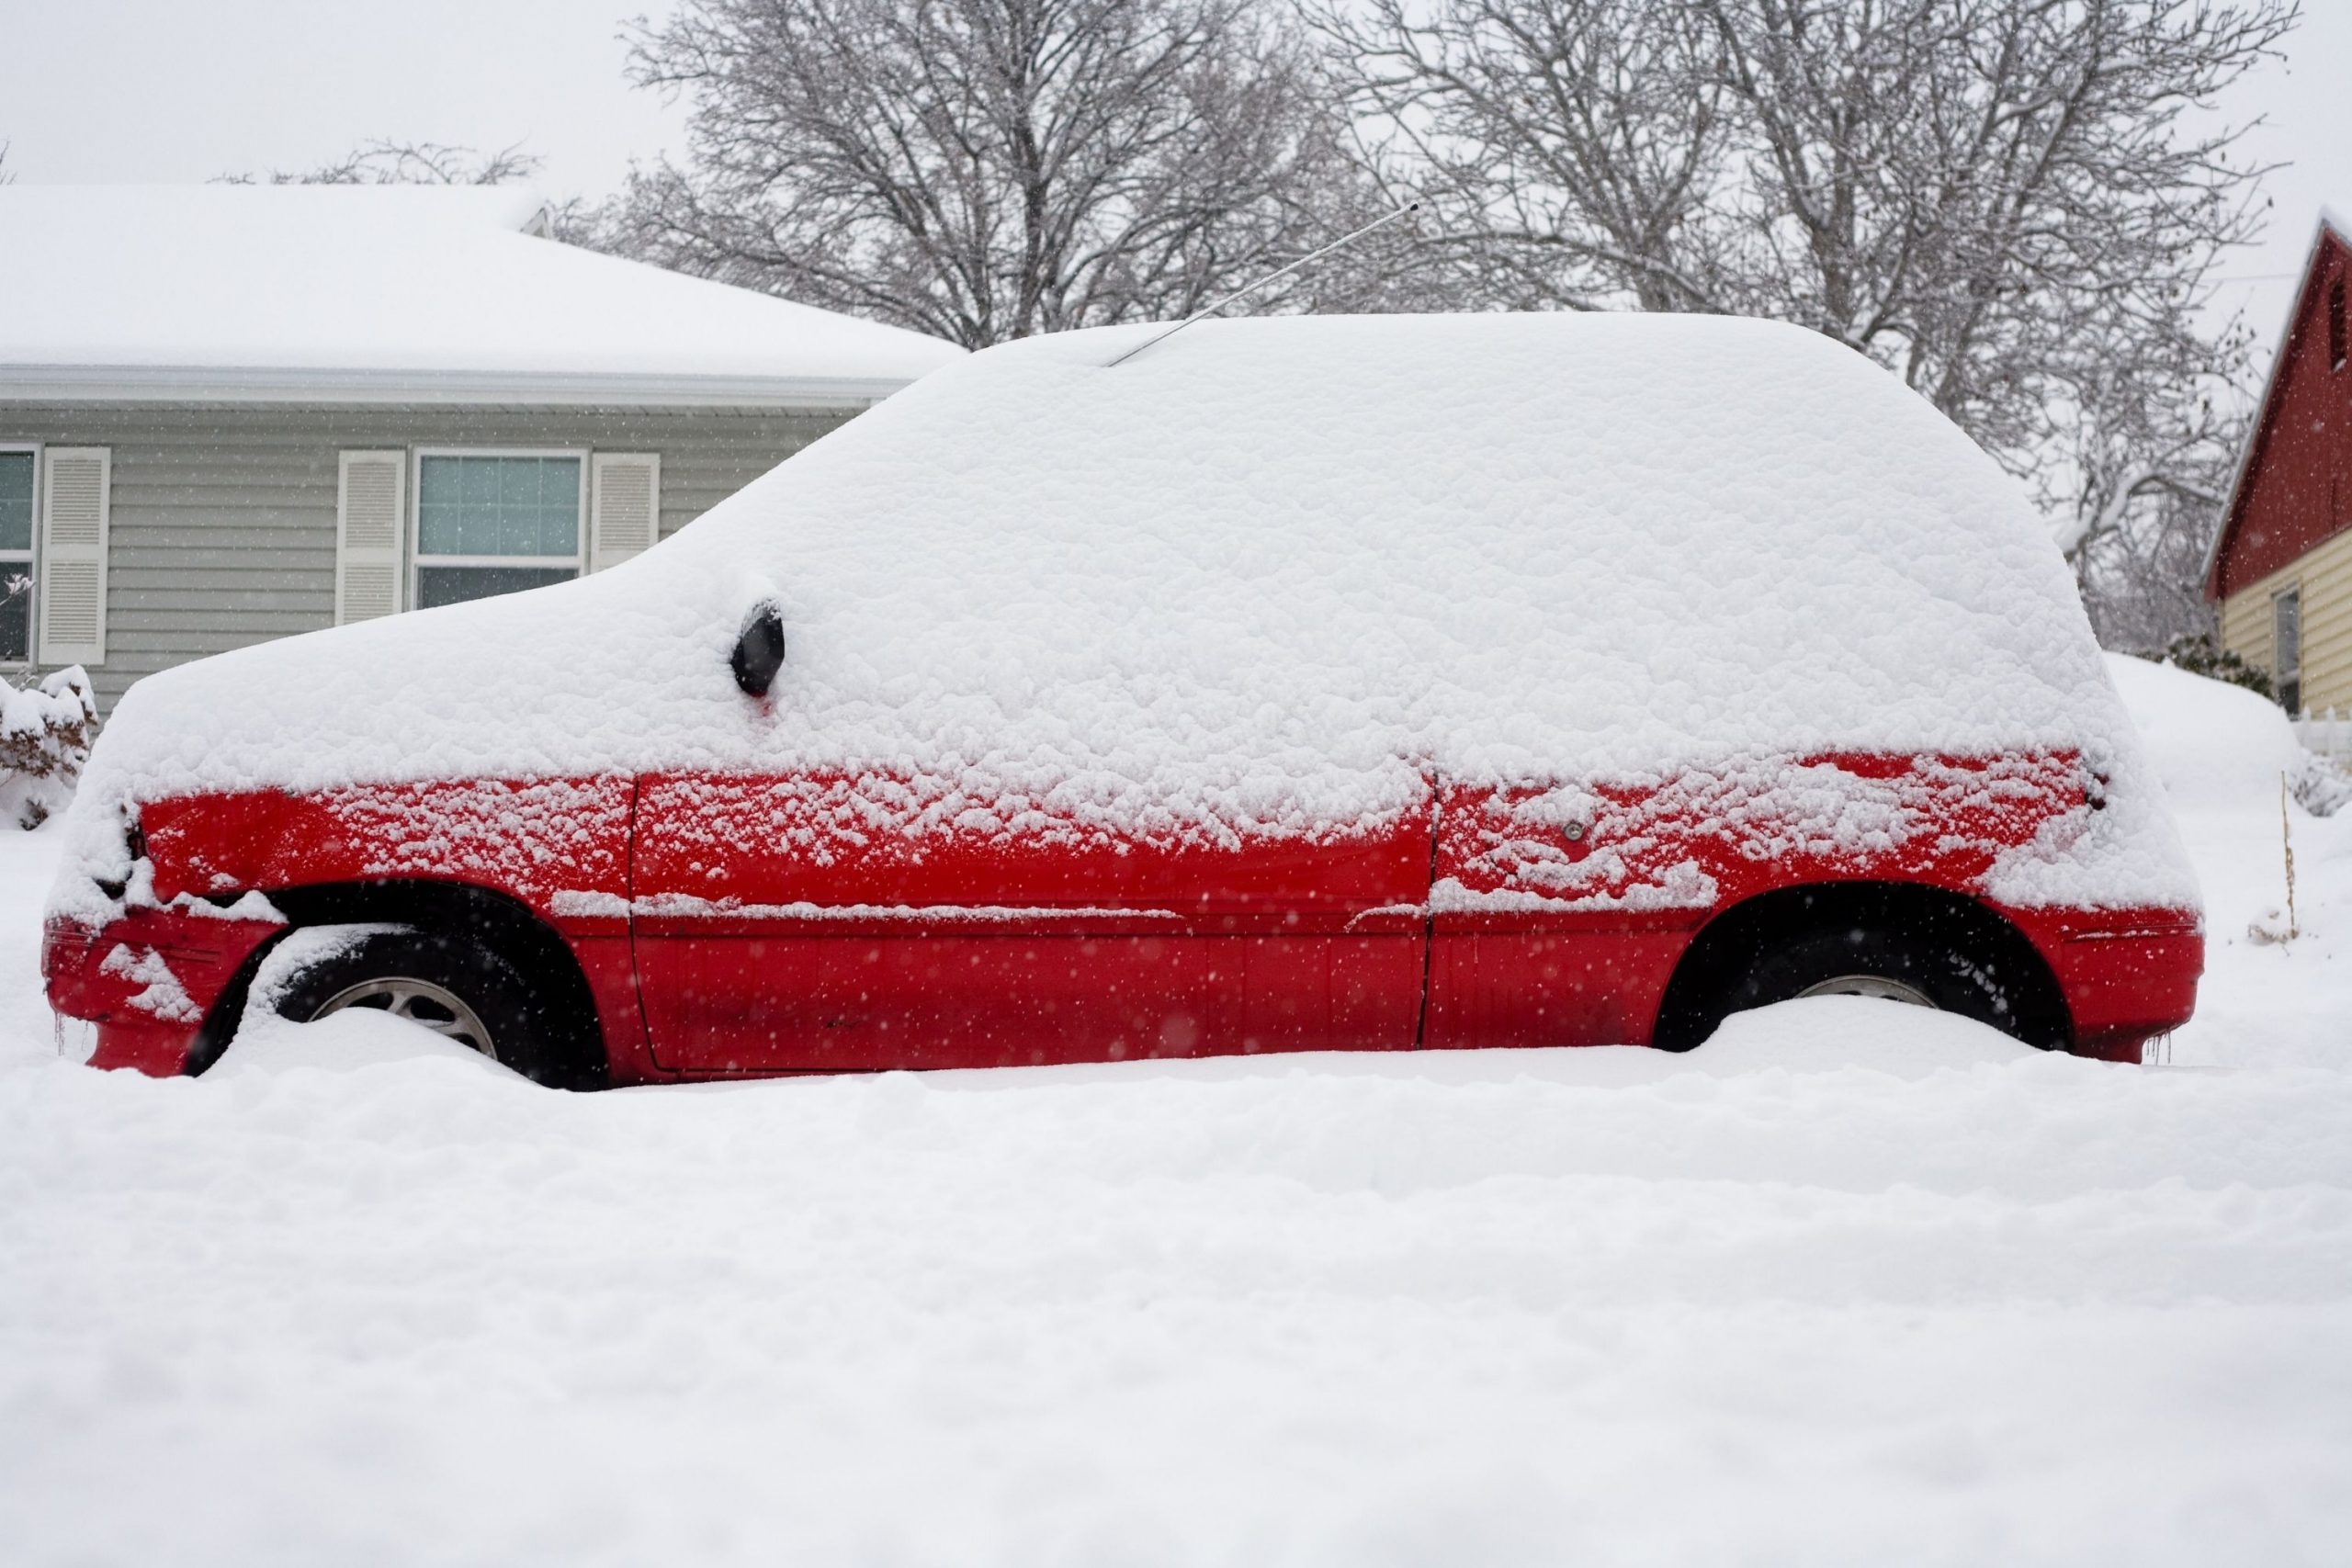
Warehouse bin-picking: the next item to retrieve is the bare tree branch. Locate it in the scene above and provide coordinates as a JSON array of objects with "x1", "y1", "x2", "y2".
[
  {"x1": 218, "y1": 139, "x2": 544, "y2": 186},
  {"x1": 1320, "y1": 0, "x2": 2298, "y2": 647},
  {"x1": 595, "y1": 0, "x2": 1424, "y2": 347}
]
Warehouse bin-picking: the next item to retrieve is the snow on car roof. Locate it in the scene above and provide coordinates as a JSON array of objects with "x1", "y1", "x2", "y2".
[
  {"x1": 64, "y1": 311, "x2": 2193, "y2": 911},
  {"x1": 0, "y1": 185, "x2": 962, "y2": 400}
]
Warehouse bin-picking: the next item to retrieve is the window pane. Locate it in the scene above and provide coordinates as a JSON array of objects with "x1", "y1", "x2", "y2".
[
  {"x1": 0, "y1": 573, "x2": 29, "y2": 662},
  {"x1": 0, "y1": 453, "x2": 34, "y2": 553},
  {"x1": 462, "y1": 458, "x2": 500, "y2": 509},
  {"x1": 534, "y1": 464, "x2": 578, "y2": 555},
  {"x1": 416, "y1": 456, "x2": 581, "y2": 558},
  {"x1": 417, "y1": 455, "x2": 460, "y2": 510},
  {"x1": 416, "y1": 564, "x2": 575, "y2": 609}
]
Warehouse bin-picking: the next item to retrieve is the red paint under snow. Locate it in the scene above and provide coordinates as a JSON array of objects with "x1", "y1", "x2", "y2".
[{"x1": 44, "y1": 750, "x2": 2200, "y2": 1080}]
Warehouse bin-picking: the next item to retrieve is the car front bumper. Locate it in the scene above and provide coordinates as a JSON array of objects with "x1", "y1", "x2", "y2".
[{"x1": 43, "y1": 908, "x2": 284, "y2": 1076}]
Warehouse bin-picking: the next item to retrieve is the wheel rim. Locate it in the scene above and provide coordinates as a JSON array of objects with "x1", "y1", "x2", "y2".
[
  {"x1": 310, "y1": 976, "x2": 498, "y2": 1059},
  {"x1": 1794, "y1": 974, "x2": 1938, "y2": 1009}
]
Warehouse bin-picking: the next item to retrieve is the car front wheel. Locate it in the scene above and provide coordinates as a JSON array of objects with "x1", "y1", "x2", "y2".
[{"x1": 263, "y1": 924, "x2": 554, "y2": 1079}]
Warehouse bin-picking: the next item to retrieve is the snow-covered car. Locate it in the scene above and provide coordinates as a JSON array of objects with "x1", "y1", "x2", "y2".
[{"x1": 43, "y1": 314, "x2": 2203, "y2": 1085}]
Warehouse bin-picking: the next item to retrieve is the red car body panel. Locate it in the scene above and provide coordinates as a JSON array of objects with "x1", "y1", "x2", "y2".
[
  {"x1": 139, "y1": 776, "x2": 639, "y2": 912},
  {"x1": 43, "y1": 908, "x2": 283, "y2": 1076},
  {"x1": 630, "y1": 771, "x2": 1430, "y2": 1072},
  {"x1": 124, "y1": 777, "x2": 659, "y2": 1080},
  {"x1": 2017, "y1": 912, "x2": 2205, "y2": 1061},
  {"x1": 43, "y1": 751, "x2": 2203, "y2": 1079},
  {"x1": 1420, "y1": 752, "x2": 2143, "y2": 1054}
]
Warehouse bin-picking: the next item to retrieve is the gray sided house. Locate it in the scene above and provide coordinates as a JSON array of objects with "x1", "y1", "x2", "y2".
[{"x1": 0, "y1": 186, "x2": 961, "y2": 709}]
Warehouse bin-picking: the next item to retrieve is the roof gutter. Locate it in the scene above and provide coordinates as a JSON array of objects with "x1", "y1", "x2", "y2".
[{"x1": 0, "y1": 363, "x2": 916, "y2": 410}]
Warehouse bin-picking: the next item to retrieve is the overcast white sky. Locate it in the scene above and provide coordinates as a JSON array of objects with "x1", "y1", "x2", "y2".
[
  {"x1": 0, "y1": 2, "x2": 685, "y2": 195},
  {"x1": 2, "y1": 0, "x2": 2346, "y2": 350}
]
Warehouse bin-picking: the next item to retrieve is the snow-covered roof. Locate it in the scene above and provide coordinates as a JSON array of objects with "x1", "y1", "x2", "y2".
[
  {"x1": 0, "y1": 185, "x2": 962, "y2": 405},
  {"x1": 65, "y1": 311, "x2": 2194, "y2": 916}
]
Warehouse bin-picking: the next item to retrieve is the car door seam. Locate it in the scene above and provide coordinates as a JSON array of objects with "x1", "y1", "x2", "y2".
[{"x1": 1412, "y1": 781, "x2": 1440, "y2": 1050}]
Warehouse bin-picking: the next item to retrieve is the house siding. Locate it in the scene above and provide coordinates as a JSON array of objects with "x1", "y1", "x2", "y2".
[
  {"x1": 2219, "y1": 523, "x2": 2352, "y2": 716},
  {"x1": 0, "y1": 402, "x2": 854, "y2": 707}
]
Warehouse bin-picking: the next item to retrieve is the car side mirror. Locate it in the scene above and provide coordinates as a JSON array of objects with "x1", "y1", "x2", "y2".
[{"x1": 730, "y1": 601, "x2": 786, "y2": 697}]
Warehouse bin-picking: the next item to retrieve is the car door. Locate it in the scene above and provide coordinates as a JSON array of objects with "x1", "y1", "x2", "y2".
[
  {"x1": 1421, "y1": 778, "x2": 1699, "y2": 1050},
  {"x1": 628, "y1": 769, "x2": 1432, "y2": 1072}
]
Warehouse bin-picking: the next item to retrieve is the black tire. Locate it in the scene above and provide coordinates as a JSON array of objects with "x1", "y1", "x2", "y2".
[
  {"x1": 266, "y1": 925, "x2": 574, "y2": 1086},
  {"x1": 1653, "y1": 886, "x2": 2071, "y2": 1052},
  {"x1": 1724, "y1": 925, "x2": 2010, "y2": 1027}
]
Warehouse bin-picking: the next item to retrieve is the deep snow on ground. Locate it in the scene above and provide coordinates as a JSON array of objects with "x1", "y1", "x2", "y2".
[
  {"x1": 2, "y1": 657, "x2": 2348, "y2": 1565},
  {"x1": 2105, "y1": 654, "x2": 2351, "y2": 1067}
]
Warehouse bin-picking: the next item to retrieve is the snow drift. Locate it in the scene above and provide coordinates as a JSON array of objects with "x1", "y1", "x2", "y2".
[{"x1": 55, "y1": 312, "x2": 2195, "y2": 911}]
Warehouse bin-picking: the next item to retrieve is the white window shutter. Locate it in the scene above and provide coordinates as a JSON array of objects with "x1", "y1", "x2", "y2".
[
  {"x1": 336, "y1": 451, "x2": 405, "y2": 624},
  {"x1": 37, "y1": 446, "x2": 108, "y2": 667},
  {"x1": 589, "y1": 453, "x2": 661, "y2": 572}
]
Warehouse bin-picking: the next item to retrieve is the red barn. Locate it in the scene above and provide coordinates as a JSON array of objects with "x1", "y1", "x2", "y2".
[{"x1": 2206, "y1": 211, "x2": 2352, "y2": 716}]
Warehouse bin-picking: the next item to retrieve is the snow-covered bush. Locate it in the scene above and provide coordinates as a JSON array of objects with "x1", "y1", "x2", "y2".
[
  {"x1": 2, "y1": 666, "x2": 96, "y2": 829},
  {"x1": 2161, "y1": 633, "x2": 2273, "y2": 701},
  {"x1": 2294, "y1": 753, "x2": 2352, "y2": 819}
]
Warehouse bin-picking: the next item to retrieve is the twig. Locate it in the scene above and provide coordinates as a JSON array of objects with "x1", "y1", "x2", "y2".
[{"x1": 2282, "y1": 771, "x2": 2299, "y2": 942}]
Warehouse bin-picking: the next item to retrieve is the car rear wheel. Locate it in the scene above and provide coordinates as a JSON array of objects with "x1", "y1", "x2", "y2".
[
  {"x1": 266, "y1": 925, "x2": 559, "y2": 1081},
  {"x1": 1793, "y1": 973, "x2": 1936, "y2": 1007},
  {"x1": 1651, "y1": 885, "x2": 2072, "y2": 1052},
  {"x1": 1723, "y1": 925, "x2": 1998, "y2": 1024}
]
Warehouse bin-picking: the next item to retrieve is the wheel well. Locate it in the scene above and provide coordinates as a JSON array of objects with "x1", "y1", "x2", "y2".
[
  {"x1": 1650, "y1": 880, "x2": 2072, "y2": 1052},
  {"x1": 186, "y1": 879, "x2": 609, "y2": 1088}
]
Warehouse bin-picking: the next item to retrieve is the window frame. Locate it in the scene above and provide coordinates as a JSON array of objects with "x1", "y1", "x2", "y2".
[
  {"x1": 0, "y1": 440, "x2": 40, "y2": 671},
  {"x1": 409, "y1": 446, "x2": 590, "y2": 611},
  {"x1": 2274, "y1": 583, "x2": 2303, "y2": 716}
]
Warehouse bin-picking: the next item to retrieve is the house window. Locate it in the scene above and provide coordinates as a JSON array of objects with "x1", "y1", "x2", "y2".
[
  {"x1": 413, "y1": 451, "x2": 584, "y2": 609},
  {"x1": 2333, "y1": 276, "x2": 2348, "y2": 373},
  {"x1": 2275, "y1": 586, "x2": 2302, "y2": 716},
  {"x1": 0, "y1": 447, "x2": 35, "y2": 665}
]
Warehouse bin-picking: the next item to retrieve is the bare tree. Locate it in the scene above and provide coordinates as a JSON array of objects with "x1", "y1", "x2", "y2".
[
  {"x1": 607, "y1": 0, "x2": 1400, "y2": 347},
  {"x1": 1322, "y1": 0, "x2": 2297, "y2": 645},
  {"x1": 1321, "y1": 0, "x2": 1739, "y2": 311},
  {"x1": 220, "y1": 139, "x2": 543, "y2": 186},
  {"x1": 2059, "y1": 357, "x2": 2246, "y2": 650}
]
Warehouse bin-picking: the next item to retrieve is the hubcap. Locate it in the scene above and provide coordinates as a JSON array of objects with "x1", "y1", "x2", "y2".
[
  {"x1": 1794, "y1": 974, "x2": 1937, "y2": 1009},
  {"x1": 310, "y1": 976, "x2": 497, "y2": 1059}
]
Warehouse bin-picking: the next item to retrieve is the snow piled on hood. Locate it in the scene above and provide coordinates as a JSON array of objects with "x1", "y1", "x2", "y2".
[{"x1": 58, "y1": 312, "x2": 2192, "y2": 908}]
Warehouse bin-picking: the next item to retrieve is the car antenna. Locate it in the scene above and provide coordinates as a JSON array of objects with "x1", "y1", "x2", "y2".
[{"x1": 1104, "y1": 200, "x2": 1422, "y2": 368}]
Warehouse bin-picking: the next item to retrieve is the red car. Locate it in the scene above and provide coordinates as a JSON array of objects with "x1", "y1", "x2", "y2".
[{"x1": 44, "y1": 315, "x2": 2203, "y2": 1084}]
